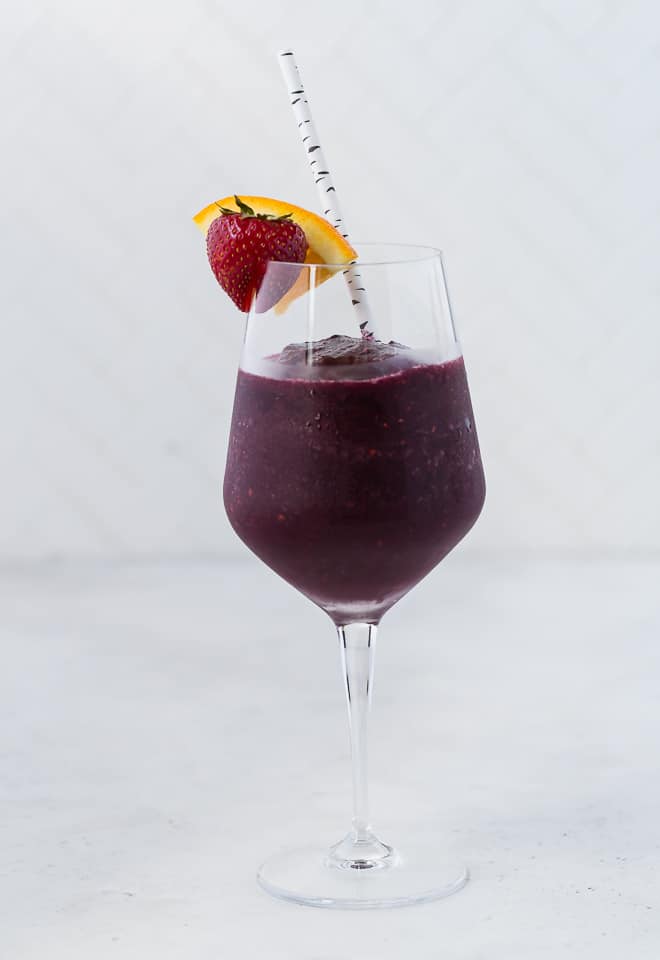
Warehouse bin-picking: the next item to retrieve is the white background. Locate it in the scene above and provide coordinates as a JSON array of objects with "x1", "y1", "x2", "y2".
[
  {"x1": 2, "y1": 0, "x2": 659, "y2": 561},
  {"x1": 3, "y1": 3, "x2": 660, "y2": 958}
]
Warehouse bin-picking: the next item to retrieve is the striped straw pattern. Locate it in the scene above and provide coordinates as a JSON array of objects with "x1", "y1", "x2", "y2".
[{"x1": 278, "y1": 50, "x2": 375, "y2": 339}]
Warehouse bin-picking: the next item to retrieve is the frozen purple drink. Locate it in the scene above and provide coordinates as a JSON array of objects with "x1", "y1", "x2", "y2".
[{"x1": 224, "y1": 336, "x2": 485, "y2": 624}]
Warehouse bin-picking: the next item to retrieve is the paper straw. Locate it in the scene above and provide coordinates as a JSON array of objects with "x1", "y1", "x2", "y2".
[{"x1": 278, "y1": 50, "x2": 375, "y2": 339}]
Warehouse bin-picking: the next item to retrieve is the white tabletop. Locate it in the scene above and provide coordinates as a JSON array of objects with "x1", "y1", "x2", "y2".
[{"x1": 2, "y1": 555, "x2": 659, "y2": 958}]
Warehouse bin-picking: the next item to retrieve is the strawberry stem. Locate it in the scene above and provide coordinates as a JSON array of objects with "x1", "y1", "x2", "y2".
[{"x1": 234, "y1": 195, "x2": 256, "y2": 217}]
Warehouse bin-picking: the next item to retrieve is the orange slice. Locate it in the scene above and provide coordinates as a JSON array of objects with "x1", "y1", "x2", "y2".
[{"x1": 193, "y1": 195, "x2": 356, "y2": 313}]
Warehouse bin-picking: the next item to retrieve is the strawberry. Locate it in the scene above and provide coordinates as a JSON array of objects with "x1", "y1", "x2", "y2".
[{"x1": 206, "y1": 196, "x2": 308, "y2": 313}]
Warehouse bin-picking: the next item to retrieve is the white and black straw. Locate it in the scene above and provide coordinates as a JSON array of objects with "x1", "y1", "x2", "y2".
[{"x1": 278, "y1": 50, "x2": 375, "y2": 339}]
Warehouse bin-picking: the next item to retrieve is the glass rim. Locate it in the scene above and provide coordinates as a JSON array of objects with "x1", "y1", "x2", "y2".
[{"x1": 264, "y1": 242, "x2": 443, "y2": 269}]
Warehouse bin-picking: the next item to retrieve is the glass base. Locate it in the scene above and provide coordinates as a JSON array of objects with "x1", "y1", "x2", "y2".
[{"x1": 257, "y1": 835, "x2": 469, "y2": 909}]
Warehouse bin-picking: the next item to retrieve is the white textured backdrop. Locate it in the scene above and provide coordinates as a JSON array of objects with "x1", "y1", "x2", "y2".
[{"x1": 1, "y1": 0, "x2": 659, "y2": 559}]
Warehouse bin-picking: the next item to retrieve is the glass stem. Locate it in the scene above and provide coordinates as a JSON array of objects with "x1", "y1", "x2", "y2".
[
  {"x1": 339, "y1": 622, "x2": 376, "y2": 841},
  {"x1": 330, "y1": 623, "x2": 392, "y2": 869}
]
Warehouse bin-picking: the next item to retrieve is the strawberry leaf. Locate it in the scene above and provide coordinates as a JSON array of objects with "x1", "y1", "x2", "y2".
[
  {"x1": 234, "y1": 195, "x2": 256, "y2": 217},
  {"x1": 215, "y1": 197, "x2": 295, "y2": 224}
]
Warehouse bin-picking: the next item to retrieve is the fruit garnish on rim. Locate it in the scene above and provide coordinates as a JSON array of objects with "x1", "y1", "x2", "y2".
[{"x1": 193, "y1": 195, "x2": 356, "y2": 313}]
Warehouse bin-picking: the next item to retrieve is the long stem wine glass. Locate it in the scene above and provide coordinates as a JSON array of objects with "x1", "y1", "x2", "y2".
[{"x1": 223, "y1": 244, "x2": 485, "y2": 908}]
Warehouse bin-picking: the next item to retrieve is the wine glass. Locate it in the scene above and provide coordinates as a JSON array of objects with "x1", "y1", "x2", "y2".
[{"x1": 223, "y1": 244, "x2": 485, "y2": 908}]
